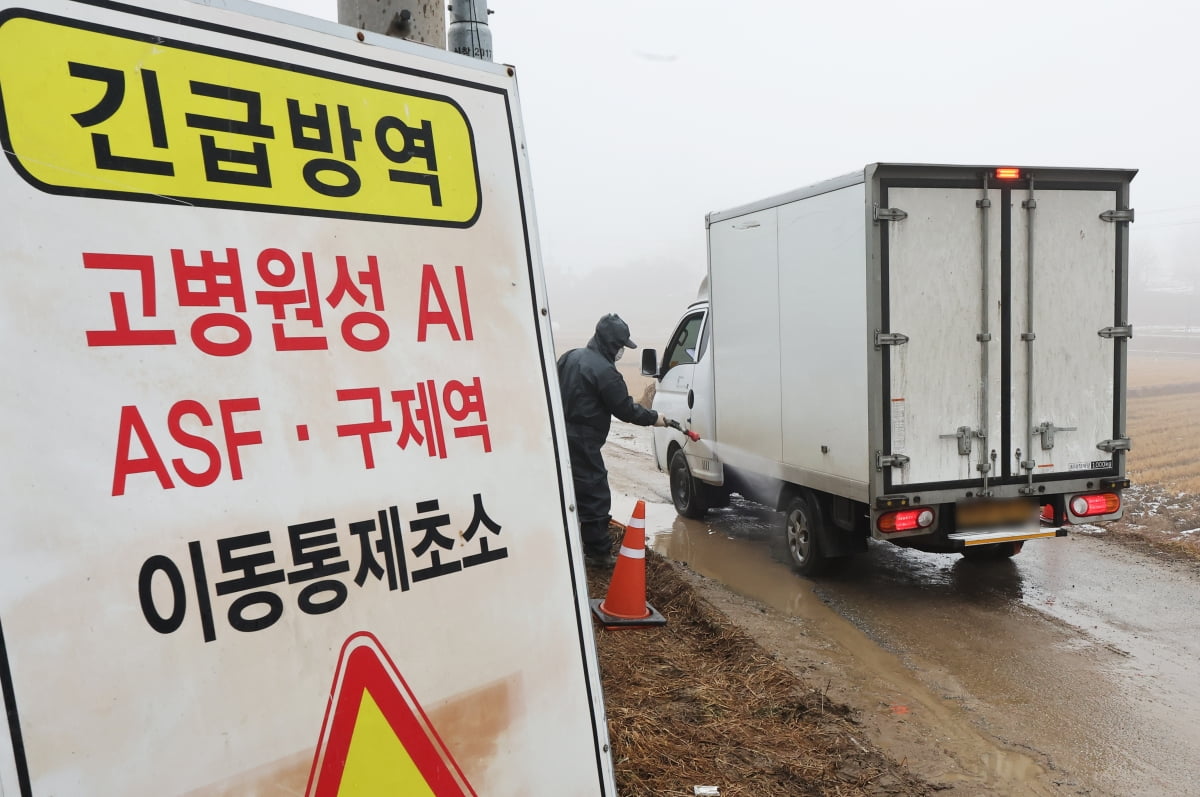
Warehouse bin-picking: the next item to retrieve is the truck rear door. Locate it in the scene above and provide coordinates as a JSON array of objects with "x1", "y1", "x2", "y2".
[{"x1": 879, "y1": 169, "x2": 1130, "y2": 493}]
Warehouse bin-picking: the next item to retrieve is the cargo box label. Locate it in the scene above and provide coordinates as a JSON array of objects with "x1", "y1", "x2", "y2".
[{"x1": 0, "y1": 12, "x2": 480, "y2": 226}]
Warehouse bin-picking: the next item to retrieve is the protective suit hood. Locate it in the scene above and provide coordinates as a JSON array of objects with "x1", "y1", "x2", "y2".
[{"x1": 587, "y1": 313, "x2": 637, "y2": 363}]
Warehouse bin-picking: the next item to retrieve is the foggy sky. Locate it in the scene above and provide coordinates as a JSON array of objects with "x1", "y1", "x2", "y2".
[{"x1": 253, "y1": 0, "x2": 1199, "y2": 344}]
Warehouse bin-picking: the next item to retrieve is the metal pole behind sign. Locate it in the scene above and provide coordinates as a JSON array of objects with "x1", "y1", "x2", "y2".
[
  {"x1": 337, "y1": 0, "x2": 446, "y2": 49},
  {"x1": 448, "y1": 0, "x2": 492, "y2": 62}
]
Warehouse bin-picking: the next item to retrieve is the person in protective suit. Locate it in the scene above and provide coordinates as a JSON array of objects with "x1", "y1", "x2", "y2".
[{"x1": 557, "y1": 313, "x2": 669, "y2": 568}]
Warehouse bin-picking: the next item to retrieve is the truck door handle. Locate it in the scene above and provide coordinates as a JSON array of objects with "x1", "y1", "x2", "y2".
[{"x1": 688, "y1": 389, "x2": 694, "y2": 409}]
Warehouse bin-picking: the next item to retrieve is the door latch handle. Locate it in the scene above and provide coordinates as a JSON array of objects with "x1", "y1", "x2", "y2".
[
  {"x1": 1034, "y1": 421, "x2": 1076, "y2": 450},
  {"x1": 939, "y1": 426, "x2": 983, "y2": 456}
]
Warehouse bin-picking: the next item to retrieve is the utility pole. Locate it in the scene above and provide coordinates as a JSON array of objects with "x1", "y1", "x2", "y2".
[
  {"x1": 336, "y1": 0, "x2": 446, "y2": 50},
  {"x1": 447, "y1": 0, "x2": 492, "y2": 62}
]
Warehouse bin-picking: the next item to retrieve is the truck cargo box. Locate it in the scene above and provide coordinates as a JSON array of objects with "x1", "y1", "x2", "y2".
[{"x1": 646, "y1": 164, "x2": 1134, "y2": 573}]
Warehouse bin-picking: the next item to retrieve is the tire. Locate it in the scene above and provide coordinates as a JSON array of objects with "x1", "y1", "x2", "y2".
[
  {"x1": 669, "y1": 450, "x2": 710, "y2": 519},
  {"x1": 960, "y1": 541, "x2": 1023, "y2": 561},
  {"x1": 783, "y1": 492, "x2": 830, "y2": 576}
]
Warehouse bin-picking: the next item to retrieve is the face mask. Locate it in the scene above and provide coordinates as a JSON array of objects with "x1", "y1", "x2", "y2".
[{"x1": 614, "y1": 347, "x2": 625, "y2": 361}]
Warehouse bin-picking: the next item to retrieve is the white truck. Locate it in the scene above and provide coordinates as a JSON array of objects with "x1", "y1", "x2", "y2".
[{"x1": 642, "y1": 163, "x2": 1134, "y2": 574}]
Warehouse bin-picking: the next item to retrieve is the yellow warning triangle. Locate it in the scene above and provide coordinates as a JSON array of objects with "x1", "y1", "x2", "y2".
[
  {"x1": 305, "y1": 632, "x2": 475, "y2": 797},
  {"x1": 338, "y1": 692, "x2": 436, "y2": 796}
]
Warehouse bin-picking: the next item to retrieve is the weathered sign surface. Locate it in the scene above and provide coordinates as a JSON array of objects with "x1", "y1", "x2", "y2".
[{"x1": 0, "y1": 2, "x2": 612, "y2": 793}]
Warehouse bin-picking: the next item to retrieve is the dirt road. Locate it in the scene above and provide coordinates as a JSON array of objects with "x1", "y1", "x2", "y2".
[{"x1": 601, "y1": 423, "x2": 1200, "y2": 796}]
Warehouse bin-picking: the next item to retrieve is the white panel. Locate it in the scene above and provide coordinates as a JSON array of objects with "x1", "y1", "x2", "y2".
[
  {"x1": 0, "y1": 2, "x2": 611, "y2": 795},
  {"x1": 777, "y1": 184, "x2": 869, "y2": 484},
  {"x1": 709, "y1": 209, "x2": 783, "y2": 470},
  {"x1": 887, "y1": 188, "x2": 1003, "y2": 485},
  {"x1": 1009, "y1": 189, "x2": 1117, "y2": 475}
]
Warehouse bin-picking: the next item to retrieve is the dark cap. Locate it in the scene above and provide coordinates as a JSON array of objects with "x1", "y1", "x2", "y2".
[{"x1": 596, "y1": 313, "x2": 637, "y2": 349}]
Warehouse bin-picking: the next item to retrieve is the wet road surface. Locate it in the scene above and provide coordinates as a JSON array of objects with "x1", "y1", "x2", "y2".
[{"x1": 604, "y1": 425, "x2": 1200, "y2": 796}]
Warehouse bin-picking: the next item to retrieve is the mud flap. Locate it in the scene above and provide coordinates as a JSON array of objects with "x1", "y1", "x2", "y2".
[
  {"x1": 818, "y1": 494, "x2": 868, "y2": 558},
  {"x1": 819, "y1": 525, "x2": 867, "y2": 559}
]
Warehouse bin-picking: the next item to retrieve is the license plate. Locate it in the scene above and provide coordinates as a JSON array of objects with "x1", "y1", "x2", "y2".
[{"x1": 955, "y1": 499, "x2": 1038, "y2": 529}]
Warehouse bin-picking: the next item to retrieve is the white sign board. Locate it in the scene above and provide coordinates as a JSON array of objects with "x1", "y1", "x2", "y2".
[{"x1": 0, "y1": 1, "x2": 614, "y2": 794}]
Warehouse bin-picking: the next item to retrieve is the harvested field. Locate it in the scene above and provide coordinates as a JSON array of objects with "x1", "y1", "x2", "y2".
[
  {"x1": 589, "y1": 553, "x2": 932, "y2": 796},
  {"x1": 1109, "y1": 352, "x2": 1200, "y2": 557},
  {"x1": 1126, "y1": 390, "x2": 1200, "y2": 493},
  {"x1": 1126, "y1": 356, "x2": 1200, "y2": 495},
  {"x1": 1127, "y1": 351, "x2": 1200, "y2": 389}
]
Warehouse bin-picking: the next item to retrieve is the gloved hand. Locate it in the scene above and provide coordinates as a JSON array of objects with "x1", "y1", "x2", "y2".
[{"x1": 654, "y1": 414, "x2": 669, "y2": 428}]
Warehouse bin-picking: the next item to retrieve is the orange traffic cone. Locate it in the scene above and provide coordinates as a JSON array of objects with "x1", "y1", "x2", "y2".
[{"x1": 589, "y1": 500, "x2": 666, "y2": 629}]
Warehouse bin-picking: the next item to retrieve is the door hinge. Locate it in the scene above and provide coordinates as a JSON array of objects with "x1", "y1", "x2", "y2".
[
  {"x1": 1098, "y1": 325, "x2": 1133, "y2": 339},
  {"x1": 874, "y1": 330, "x2": 909, "y2": 349},
  {"x1": 1097, "y1": 437, "x2": 1132, "y2": 453},
  {"x1": 873, "y1": 204, "x2": 908, "y2": 222},
  {"x1": 1100, "y1": 209, "x2": 1135, "y2": 223},
  {"x1": 876, "y1": 452, "x2": 910, "y2": 470},
  {"x1": 1034, "y1": 421, "x2": 1076, "y2": 451}
]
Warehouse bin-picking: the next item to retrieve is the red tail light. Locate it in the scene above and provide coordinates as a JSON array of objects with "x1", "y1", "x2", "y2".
[
  {"x1": 878, "y1": 508, "x2": 934, "y2": 533},
  {"x1": 995, "y1": 167, "x2": 1021, "y2": 180},
  {"x1": 1069, "y1": 493, "x2": 1121, "y2": 517}
]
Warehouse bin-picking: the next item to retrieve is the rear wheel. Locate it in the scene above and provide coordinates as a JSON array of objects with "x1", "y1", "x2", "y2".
[
  {"x1": 783, "y1": 492, "x2": 830, "y2": 576},
  {"x1": 669, "y1": 450, "x2": 710, "y2": 519}
]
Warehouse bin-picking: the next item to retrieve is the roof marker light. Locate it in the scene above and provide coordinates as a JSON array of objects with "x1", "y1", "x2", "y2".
[{"x1": 995, "y1": 167, "x2": 1022, "y2": 180}]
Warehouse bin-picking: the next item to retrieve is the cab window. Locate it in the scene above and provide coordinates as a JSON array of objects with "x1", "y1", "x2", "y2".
[{"x1": 662, "y1": 311, "x2": 705, "y2": 372}]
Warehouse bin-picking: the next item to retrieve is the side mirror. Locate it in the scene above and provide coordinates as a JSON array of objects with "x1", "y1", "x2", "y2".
[{"x1": 640, "y1": 348, "x2": 659, "y2": 378}]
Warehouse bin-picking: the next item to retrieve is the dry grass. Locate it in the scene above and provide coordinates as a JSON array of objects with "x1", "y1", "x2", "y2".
[
  {"x1": 1113, "y1": 483, "x2": 1200, "y2": 543},
  {"x1": 590, "y1": 554, "x2": 931, "y2": 796}
]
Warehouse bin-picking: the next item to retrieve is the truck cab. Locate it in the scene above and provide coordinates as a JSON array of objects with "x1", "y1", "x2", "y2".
[{"x1": 641, "y1": 294, "x2": 723, "y2": 516}]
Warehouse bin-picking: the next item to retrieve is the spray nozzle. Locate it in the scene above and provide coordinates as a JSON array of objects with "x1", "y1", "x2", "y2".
[{"x1": 665, "y1": 418, "x2": 701, "y2": 442}]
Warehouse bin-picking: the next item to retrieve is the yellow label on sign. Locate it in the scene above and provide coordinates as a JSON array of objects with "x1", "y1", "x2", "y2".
[{"x1": 0, "y1": 12, "x2": 481, "y2": 226}]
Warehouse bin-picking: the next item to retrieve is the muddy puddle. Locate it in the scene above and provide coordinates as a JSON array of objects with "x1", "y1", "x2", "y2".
[{"x1": 638, "y1": 500, "x2": 1053, "y2": 793}]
